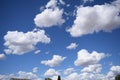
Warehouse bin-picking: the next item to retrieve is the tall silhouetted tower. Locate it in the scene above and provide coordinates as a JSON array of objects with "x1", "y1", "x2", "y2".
[{"x1": 57, "y1": 75, "x2": 61, "y2": 80}]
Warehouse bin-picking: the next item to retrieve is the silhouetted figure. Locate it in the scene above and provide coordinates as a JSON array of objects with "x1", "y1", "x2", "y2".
[
  {"x1": 57, "y1": 75, "x2": 61, "y2": 80},
  {"x1": 115, "y1": 74, "x2": 120, "y2": 80}
]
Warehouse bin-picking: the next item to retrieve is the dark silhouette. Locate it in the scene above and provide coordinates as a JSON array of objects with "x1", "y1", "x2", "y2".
[
  {"x1": 45, "y1": 78, "x2": 52, "y2": 80},
  {"x1": 115, "y1": 74, "x2": 120, "y2": 80},
  {"x1": 57, "y1": 75, "x2": 61, "y2": 80}
]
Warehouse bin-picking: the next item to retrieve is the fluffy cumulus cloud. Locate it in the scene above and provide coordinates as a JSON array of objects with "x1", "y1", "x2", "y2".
[
  {"x1": 66, "y1": 43, "x2": 78, "y2": 50},
  {"x1": 4, "y1": 30, "x2": 50, "y2": 55},
  {"x1": 107, "y1": 66, "x2": 120, "y2": 79},
  {"x1": 0, "y1": 71, "x2": 41, "y2": 80},
  {"x1": 64, "y1": 68, "x2": 74, "y2": 75},
  {"x1": 44, "y1": 68, "x2": 60, "y2": 76},
  {"x1": 67, "y1": 4, "x2": 120, "y2": 37},
  {"x1": 18, "y1": 71, "x2": 41, "y2": 80},
  {"x1": 74, "y1": 49, "x2": 106, "y2": 66},
  {"x1": 34, "y1": 0, "x2": 65, "y2": 28},
  {"x1": 81, "y1": 64, "x2": 102, "y2": 73},
  {"x1": 64, "y1": 71, "x2": 107, "y2": 80},
  {"x1": 32, "y1": 67, "x2": 39, "y2": 73},
  {"x1": 0, "y1": 74, "x2": 15, "y2": 80},
  {"x1": 41, "y1": 55, "x2": 66, "y2": 67},
  {"x1": 0, "y1": 54, "x2": 6, "y2": 60},
  {"x1": 79, "y1": 72, "x2": 108, "y2": 80},
  {"x1": 64, "y1": 73, "x2": 80, "y2": 80},
  {"x1": 63, "y1": 65, "x2": 120, "y2": 80}
]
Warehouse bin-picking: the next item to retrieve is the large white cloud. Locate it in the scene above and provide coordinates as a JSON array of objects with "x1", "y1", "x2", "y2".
[
  {"x1": 63, "y1": 65, "x2": 120, "y2": 80},
  {"x1": 64, "y1": 72, "x2": 108, "y2": 80},
  {"x1": 0, "y1": 71, "x2": 41, "y2": 80},
  {"x1": 0, "y1": 54, "x2": 6, "y2": 60},
  {"x1": 74, "y1": 49, "x2": 106, "y2": 66},
  {"x1": 81, "y1": 64, "x2": 102, "y2": 73},
  {"x1": 67, "y1": 4, "x2": 120, "y2": 37},
  {"x1": 34, "y1": 0, "x2": 65, "y2": 28},
  {"x1": 4, "y1": 30, "x2": 50, "y2": 55},
  {"x1": 44, "y1": 68, "x2": 60, "y2": 76},
  {"x1": 41, "y1": 55, "x2": 66, "y2": 67},
  {"x1": 66, "y1": 43, "x2": 78, "y2": 50}
]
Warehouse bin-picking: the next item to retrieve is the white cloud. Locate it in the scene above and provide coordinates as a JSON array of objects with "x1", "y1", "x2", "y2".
[
  {"x1": 46, "y1": 0, "x2": 57, "y2": 8},
  {"x1": 64, "y1": 68, "x2": 74, "y2": 75},
  {"x1": 82, "y1": 0, "x2": 94, "y2": 3},
  {"x1": 64, "y1": 72, "x2": 108, "y2": 80},
  {"x1": 0, "y1": 71, "x2": 41, "y2": 80},
  {"x1": 44, "y1": 68, "x2": 60, "y2": 76},
  {"x1": 63, "y1": 65, "x2": 120, "y2": 80},
  {"x1": 107, "y1": 66, "x2": 120, "y2": 79},
  {"x1": 0, "y1": 74, "x2": 15, "y2": 80},
  {"x1": 81, "y1": 64, "x2": 102, "y2": 73},
  {"x1": 46, "y1": 0, "x2": 65, "y2": 8},
  {"x1": 67, "y1": 4, "x2": 120, "y2": 37},
  {"x1": 18, "y1": 71, "x2": 41, "y2": 80},
  {"x1": 41, "y1": 55, "x2": 66, "y2": 67},
  {"x1": 79, "y1": 72, "x2": 108, "y2": 80},
  {"x1": 59, "y1": 0, "x2": 65, "y2": 5},
  {"x1": 74, "y1": 49, "x2": 106, "y2": 66},
  {"x1": 34, "y1": 50, "x2": 41, "y2": 54},
  {"x1": 34, "y1": 0, "x2": 65, "y2": 28},
  {"x1": 34, "y1": 8, "x2": 65, "y2": 28},
  {"x1": 66, "y1": 43, "x2": 78, "y2": 50},
  {"x1": 33, "y1": 67, "x2": 39, "y2": 73},
  {"x1": 4, "y1": 30, "x2": 50, "y2": 55},
  {"x1": 112, "y1": 0, "x2": 120, "y2": 10},
  {"x1": 0, "y1": 54, "x2": 6, "y2": 60},
  {"x1": 51, "y1": 76, "x2": 59, "y2": 80},
  {"x1": 80, "y1": 72, "x2": 95, "y2": 80},
  {"x1": 64, "y1": 73, "x2": 80, "y2": 80}
]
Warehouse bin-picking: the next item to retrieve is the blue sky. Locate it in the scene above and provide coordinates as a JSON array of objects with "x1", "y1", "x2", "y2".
[{"x1": 0, "y1": 0, "x2": 120, "y2": 80}]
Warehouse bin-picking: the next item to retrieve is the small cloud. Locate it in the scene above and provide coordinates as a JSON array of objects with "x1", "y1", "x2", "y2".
[
  {"x1": 41, "y1": 55, "x2": 66, "y2": 67},
  {"x1": 32, "y1": 67, "x2": 39, "y2": 73},
  {"x1": 34, "y1": 50, "x2": 41, "y2": 54},
  {"x1": 0, "y1": 54, "x2": 6, "y2": 60},
  {"x1": 44, "y1": 68, "x2": 60, "y2": 76},
  {"x1": 64, "y1": 68, "x2": 74, "y2": 75},
  {"x1": 66, "y1": 43, "x2": 78, "y2": 50},
  {"x1": 66, "y1": 4, "x2": 70, "y2": 7},
  {"x1": 82, "y1": 0, "x2": 94, "y2": 3},
  {"x1": 45, "y1": 51, "x2": 49, "y2": 54}
]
